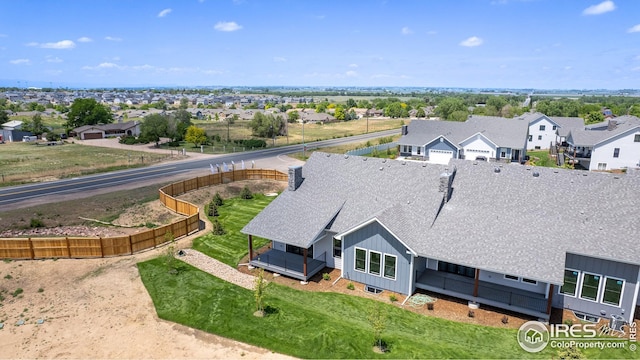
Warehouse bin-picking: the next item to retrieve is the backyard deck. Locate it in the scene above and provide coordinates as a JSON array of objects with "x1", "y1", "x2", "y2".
[{"x1": 250, "y1": 249, "x2": 326, "y2": 281}]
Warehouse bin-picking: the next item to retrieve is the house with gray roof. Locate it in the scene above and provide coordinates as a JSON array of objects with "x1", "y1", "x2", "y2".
[
  {"x1": 564, "y1": 116, "x2": 640, "y2": 171},
  {"x1": 517, "y1": 112, "x2": 585, "y2": 150},
  {"x1": 398, "y1": 116, "x2": 529, "y2": 164},
  {"x1": 242, "y1": 152, "x2": 640, "y2": 322}
]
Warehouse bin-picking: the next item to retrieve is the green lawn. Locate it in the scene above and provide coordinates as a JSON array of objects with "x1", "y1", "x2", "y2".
[
  {"x1": 139, "y1": 257, "x2": 552, "y2": 359},
  {"x1": 192, "y1": 194, "x2": 274, "y2": 267},
  {"x1": 527, "y1": 150, "x2": 558, "y2": 168}
]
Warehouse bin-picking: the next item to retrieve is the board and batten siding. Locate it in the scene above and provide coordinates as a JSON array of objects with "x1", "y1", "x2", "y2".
[
  {"x1": 342, "y1": 221, "x2": 412, "y2": 295},
  {"x1": 553, "y1": 253, "x2": 639, "y2": 321}
]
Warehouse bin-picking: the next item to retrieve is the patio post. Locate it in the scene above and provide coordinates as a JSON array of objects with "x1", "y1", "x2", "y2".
[
  {"x1": 303, "y1": 248, "x2": 308, "y2": 277},
  {"x1": 248, "y1": 235, "x2": 253, "y2": 261},
  {"x1": 473, "y1": 269, "x2": 480, "y2": 297},
  {"x1": 546, "y1": 284, "x2": 554, "y2": 314}
]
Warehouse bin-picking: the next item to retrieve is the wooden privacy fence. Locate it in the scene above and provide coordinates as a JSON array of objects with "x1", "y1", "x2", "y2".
[{"x1": 0, "y1": 168, "x2": 287, "y2": 260}]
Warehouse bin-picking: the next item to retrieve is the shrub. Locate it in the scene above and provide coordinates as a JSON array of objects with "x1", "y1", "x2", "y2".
[
  {"x1": 347, "y1": 282, "x2": 355, "y2": 290},
  {"x1": 468, "y1": 310, "x2": 475, "y2": 318},
  {"x1": 233, "y1": 139, "x2": 267, "y2": 148},
  {"x1": 240, "y1": 186, "x2": 253, "y2": 199},
  {"x1": 563, "y1": 319, "x2": 574, "y2": 326},
  {"x1": 389, "y1": 294, "x2": 397, "y2": 302},
  {"x1": 12, "y1": 288, "x2": 23, "y2": 297},
  {"x1": 212, "y1": 219, "x2": 226, "y2": 235},
  {"x1": 501, "y1": 315, "x2": 508, "y2": 324},
  {"x1": 30, "y1": 218, "x2": 44, "y2": 228},
  {"x1": 208, "y1": 204, "x2": 218, "y2": 217},
  {"x1": 322, "y1": 273, "x2": 331, "y2": 281},
  {"x1": 4, "y1": 274, "x2": 13, "y2": 280},
  {"x1": 213, "y1": 192, "x2": 224, "y2": 206}
]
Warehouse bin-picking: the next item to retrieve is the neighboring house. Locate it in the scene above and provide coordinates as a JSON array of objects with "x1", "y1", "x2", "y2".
[
  {"x1": 518, "y1": 113, "x2": 584, "y2": 150},
  {"x1": 564, "y1": 116, "x2": 640, "y2": 171},
  {"x1": 398, "y1": 116, "x2": 529, "y2": 164},
  {"x1": 1, "y1": 120, "x2": 23, "y2": 131},
  {"x1": 71, "y1": 121, "x2": 141, "y2": 140},
  {"x1": 242, "y1": 152, "x2": 640, "y2": 322},
  {"x1": 1, "y1": 120, "x2": 33, "y2": 142}
]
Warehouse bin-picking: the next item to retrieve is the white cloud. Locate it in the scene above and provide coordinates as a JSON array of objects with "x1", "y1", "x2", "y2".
[
  {"x1": 348, "y1": 63, "x2": 359, "y2": 68},
  {"x1": 460, "y1": 36, "x2": 483, "y2": 47},
  {"x1": 46, "y1": 56, "x2": 63, "y2": 63},
  {"x1": 564, "y1": 66, "x2": 573, "y2": 70},
  {"x1": 315, "y1": 15, "x2": 325, "y2": 20},
  {"x1": 77, "y1": 37, "x2": 93, "y2": 43},
  {"x1": 401, "y1": 27, "x2": 413, "y2": 35},
  {"x1": 346, "y1": 70, "x2": 358, "y2": 77},
  {"x1": 427, "y1": 30, "x2": 437, "y2": 35},
  {"x1": 214, "y1": 21, "x2": 242, "y2": 32},
  {"x1": 631, "y1": 66, "x2": 640, "y2": 72},
  {"x1": 273, "y1": 57, "x2": 287, "y2": 62},
  {"x1": 158, "y1": 8, "x2": 172, "y2": 18},
  {"x1": 105, "y1": 36, "x2": 122, "y2": 42},
  {"x1": 27, "y1": 40, "x2": 76, "y2": 49},
  {"x1": 10, "y1": 59, "x2": 30, "y2": 65},
  {"x1": 627, "y1": 24, "x2": 640, "y2": 33},
  {"x1": 582, "y1": 1, "x2": 615, "y2": 15}
]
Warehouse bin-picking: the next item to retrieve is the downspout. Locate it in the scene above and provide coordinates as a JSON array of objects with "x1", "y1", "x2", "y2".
[
  {"x1": 403, "y1": 253, "x2": 415, "y2": 306},
  {"x1": 629, "y1": 268, "x2": 640, "y2": 321}
]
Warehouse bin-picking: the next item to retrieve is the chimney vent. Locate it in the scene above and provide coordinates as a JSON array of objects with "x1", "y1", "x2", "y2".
[
  {"x1": 401, "y1": 124, "x2": 408, "y2": 135},
  {"x1": 288, "y1": 166, "x2": 303, "y2": 191},
  {"x1": 533, "y1": 172, "x2": 540, "y2": 177}
]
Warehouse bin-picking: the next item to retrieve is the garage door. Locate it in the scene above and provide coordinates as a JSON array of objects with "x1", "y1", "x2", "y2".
[
  {"x1": 465, "y1": 149, "x2": 491, "y2": 160},
  {"x1": 429, "y1": 149, "x2": 454, "y2": 164},
  {"x1": 83, "y1": 132, "x2": 103, "y2": 140}
]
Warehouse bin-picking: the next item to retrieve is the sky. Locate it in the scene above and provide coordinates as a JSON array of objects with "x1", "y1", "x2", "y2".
[{"x1": 1, "y1": 0, "x2": 640, "y2": 90}]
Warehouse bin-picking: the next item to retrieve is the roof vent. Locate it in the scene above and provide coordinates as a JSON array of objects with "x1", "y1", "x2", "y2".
[
  {"x1": 402, "y1": 161, "x2": 406, "y2": 165},
  {"x1": 583, "y1": 173, "x2": 588, "y2": 176},
  {"x1": 533, "y1": 172, "x2": 540, "y2": 177},
  {"x1": 422, "y1": 163, "x2": 427, "y2": 167},
  {"x1": 363, "y1": 157, "x2": 367, "y2": 161},
  {"x1": 344, "y1": 155, "x2": 349, "y2": 159},
  {"x1": 614, "y1": 176, "x2": 620, "y2": 179},
  {"x1": 326, "y1": 153, "x2": 331, "y2": 157},
  {"x1": 382, "y1": 159, "x2": 387, "y2": 163},
  {"x1": 494, "y1": 167, "x2": 501, "y2": 173},
  {"x1": 473, "y1": 162, "x2": 478, "y2": 165},
  {"x1": 526, "y1": 167, "x2": 531, "y2": 171},
  {"x1": 379, "y1": 167, "x2": 383, "y2": 171}
]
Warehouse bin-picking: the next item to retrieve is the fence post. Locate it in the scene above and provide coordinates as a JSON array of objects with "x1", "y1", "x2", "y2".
[
  {"x1": 65, "y1": 236, "x2": 71, "y2": 258},
  {"x1": 100, "y1": 237, "x2": 105, "y2": 258},
  {"x1": 29, "y1": 238, "x2": 35, "y2": 259},
  {"x1": 129, "y1": 235, "x2": 133, "y2": 255}
]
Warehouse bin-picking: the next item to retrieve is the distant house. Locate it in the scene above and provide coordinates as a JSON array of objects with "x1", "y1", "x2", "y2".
[
  {"x1": 518, "y1": 113, "x2": 584, "y2": 150},
  {"x1": 564, "y1": 116, "x2": 640, "y2": 171},
  {"x1": 397, "y1": 116, "x2": 529, "y2": 164},
  {"x1": 1, "y1": 120, "x2": 23, "y2": 131},
  {"x1": 242, "y1": 152, "x2": 640, "y2": 322},
  {"x1": 71, "y1": 121, "x2": 141, "y2": 140}
]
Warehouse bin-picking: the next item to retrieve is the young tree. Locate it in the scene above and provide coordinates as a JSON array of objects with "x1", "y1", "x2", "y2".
[
  {"x1": 179, "y1": 97, "x2": 189, "y2": 110},
  {"x1": 185, "y1": 125, "x2": 207, "y2": 146},
  {"x1": 287, "y1": 110, "x2": 300, "y2": 123},
  {"x1": 253, "y1": 269, "x2": 267, "y2": 316},
  {"x1": 66, "y1": 98, "x2": 113, "y2": 128},
  {"x1": 435, "y1": 97, "x2": 467, "y2": 120},
  {"x1": 416, "y1": 108, "x2": 426, "y2": 118},
  {"x1": 23, "y1": 113, "x2": 47, "y2": 136},
  {"x1": 334, "y1": 105, "x2": 345, "y2": 120},
  {"x1": 368, "y1": 304, "x2": 387, "y2": 352}
]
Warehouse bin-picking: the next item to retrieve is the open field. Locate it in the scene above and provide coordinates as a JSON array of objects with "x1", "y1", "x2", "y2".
[
  {"x1": 0, "y1": 141, "x2": 181, "y2": 186},
  {"x1": 192, "y1": 117, "x2": 403, "y2": 148},
  {"x1": 288, "y1": 135, "x2": 400, "y2": 161}
]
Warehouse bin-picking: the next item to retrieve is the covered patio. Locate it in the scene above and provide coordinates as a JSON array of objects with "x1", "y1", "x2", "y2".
[
  {"x1": 415, "y1": 269, "x2": 553, "y2": 320},
  {"x1": 249, "y1": 248, "x2": 326, "y2": 281}
]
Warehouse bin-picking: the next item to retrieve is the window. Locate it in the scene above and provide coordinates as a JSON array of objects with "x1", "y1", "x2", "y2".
[
  {"x1": 369, "y1": 251, "x2": 381, "y2": 276},
  {"x1": 417, "y1": 147, "x2": 421, "y2": 155},
  {"x1": 522, "y1": 278, "x2": 538, "y2": 285},
  {"x1": 613, "y1": 148, "x2": 620, "y2": 158},
  {"x1": 365, "y1": 285, "x2": 383, "y2": 294},
  {"x1": 602, "y1": 277, "x2": 624, "y2": 306},
  {"x1": 355, "y1": 248, "x2": 366, "y2": 272},
  {"x1": 333, "y1": 238, "x2": 342, "y2": 258},
  {"x1": 539, "y1": 125, "x2": 546, "y2": 131},
  {"x1": 438, "y1": 261, "x2": 475, "y2": 278},
  {"x1": 528, "y1": 135, "x2": 532, "y2": 142},
  {"x1": 504, "y1": 274, "x2": 519, "y2": 281},
  {"x1": 286, "y1": 244, "x2": 313, "y2": 258},
  {"x1": 580, "y1": 273, "x2": 601, "y2": 301},
  {"x1": 538, "y1": 135, "x2": 543, "y2": 140},
  {"x1": 501, "y1": 151, "x2": 506, "y2": 158},
  {"x1": 383, "y1": 254, "x2": 397, "y2": 280},
  {"x1": 598, "y1": 163, "x2": 607, "y2": 170},
  {"x1": 552, "y1": 125, "x2": 557, "y2": 130},
  {"x1": 560, "y1": 269, "x2": 579, "y2": 296},
  {"x1": 634, "y1": 134, "x2": 640, "y2": 142}
]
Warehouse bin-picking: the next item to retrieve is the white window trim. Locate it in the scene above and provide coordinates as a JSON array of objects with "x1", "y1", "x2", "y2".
[
  {"x1": 578, "y1": 272, "x2": 602, "y2": 303},
  {"x1": 600, "y1": 276, "x2": 625, "y2": 307},
  {"x1": 383, "y1": 254, "x2": 397, "y2": 281},
  {"x1": 368, "y1": 250, "x2": 382, "y2": 277},
  {"x1": 333, "y1": 238, "x2": 342, "y2": 259},
  {"x1": 559, "y1": 268, "x2": 581, "y2": 298},
  {"x1": 354, "y1": 247, "x2": 367, "y2": 274}
]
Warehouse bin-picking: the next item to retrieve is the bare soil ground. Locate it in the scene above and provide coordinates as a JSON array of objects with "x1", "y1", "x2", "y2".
[{"x1": 0, "y1": 180, "x2": 292, "y2": 359}]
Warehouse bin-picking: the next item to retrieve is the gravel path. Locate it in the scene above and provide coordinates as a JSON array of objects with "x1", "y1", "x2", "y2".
[{"x1": 177, "y1": 249, "x2": 259, "y2": 290}]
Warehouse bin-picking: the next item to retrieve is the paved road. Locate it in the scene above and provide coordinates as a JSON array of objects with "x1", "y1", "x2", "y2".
[{"x1": 0, "y1": 129, "x2": 399, "y2": 209}]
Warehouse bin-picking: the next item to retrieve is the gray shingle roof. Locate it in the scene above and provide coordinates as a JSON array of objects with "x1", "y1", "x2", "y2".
[
  {"x1": 569, "y1": 116, "x2": 640, "y2": 146},
  {"x1": 400, "y1": 116, "x2": 529, "y2": 149},
  {"x1": 243, "y1": 153, "x2": 640, "y2": 285}
]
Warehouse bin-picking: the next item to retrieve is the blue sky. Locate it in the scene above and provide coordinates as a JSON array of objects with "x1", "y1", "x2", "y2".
[{"x1": 1, "y1": 0, "x2": 640, "y2": 90}]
